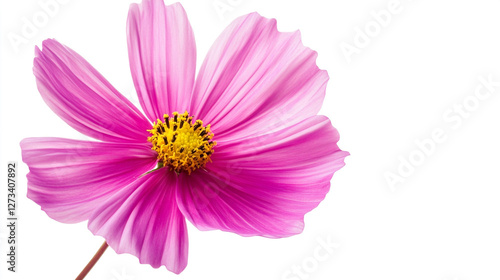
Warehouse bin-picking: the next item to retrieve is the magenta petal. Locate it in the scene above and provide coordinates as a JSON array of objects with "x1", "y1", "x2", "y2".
[
  {"x1": 20, "y1": 137, "x2": 157, "y2": 223},
  {"x1": 190, "y1": 13, "x2": 328, "y2": 141},
  {"x1": 176, "y1": 116, "x2": 348, "y2": 238},
  {"x1": 33, "y1": 39, "x2": 151, "y2": 143},
  {"x1": 128, "y1": 0, "x2": 196, "y2": 121},
  {"x1": 88, "y1": 169, "x2": 188, "y2": 274}
]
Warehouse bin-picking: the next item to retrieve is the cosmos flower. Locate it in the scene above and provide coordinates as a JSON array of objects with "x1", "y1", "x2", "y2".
[{"x1": 20, "y1": 0, "x2": 348, "y2": 275}]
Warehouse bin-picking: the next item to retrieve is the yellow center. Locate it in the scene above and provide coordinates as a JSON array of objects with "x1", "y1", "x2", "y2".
[{"x1": 147, "y1": 111, "x2": 216, "y2": 174}]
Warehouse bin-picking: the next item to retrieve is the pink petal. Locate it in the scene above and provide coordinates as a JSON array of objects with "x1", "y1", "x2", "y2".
[
  {"x1": 88, "y1": 169, "x2": 188, "y2": 274},
  {"x1": 176, "y1": 116, "x2": 348, "y2": 238},
  {"x1": 127, "y1": 0, "x2": 196, "y2": 121},
  {"x1": 33, "y1": 39, "x2": 151, "y2": 143},
  {"x1": 20, "y1": 137, "x2": 157, "y2": 223},
  {"x1": 190, "y1": 13, "x2": 328, "y2": 141}
]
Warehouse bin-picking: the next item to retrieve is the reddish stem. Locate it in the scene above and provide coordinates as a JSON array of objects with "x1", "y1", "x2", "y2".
[{"x1": 75, "y1": 241, "x2": 109, "y2": 280}]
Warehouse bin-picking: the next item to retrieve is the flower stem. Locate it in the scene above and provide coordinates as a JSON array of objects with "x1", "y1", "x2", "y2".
[{"x1": 75, "y1": 241, "x2": 109, "y2": 280}]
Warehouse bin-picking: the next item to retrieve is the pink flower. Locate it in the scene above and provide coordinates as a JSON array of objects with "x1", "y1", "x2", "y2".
[{"x1": 21, "y1": 0, "x2": 348, "y2": 274}]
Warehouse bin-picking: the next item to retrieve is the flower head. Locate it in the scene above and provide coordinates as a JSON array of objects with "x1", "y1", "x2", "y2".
[
  {"x1": 148, "y1": 111, "x2": 216, "y2": 174},
  {"x1": 21, "y1": 0, "x2": 348, "y2": 274}
]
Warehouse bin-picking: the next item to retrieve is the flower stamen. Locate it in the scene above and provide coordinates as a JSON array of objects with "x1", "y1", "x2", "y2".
[{"x1": 148, "y1": 111, "x2": 216, "y2": 175}]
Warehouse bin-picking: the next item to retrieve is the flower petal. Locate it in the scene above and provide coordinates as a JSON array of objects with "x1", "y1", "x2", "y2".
[
  {"x1": 190, "y1": 13, "x2": 328, "y2": 141},
  {"x1": 88, "y1": 169, "x2": 188, "y2": 274},
  {"x1": 33, "y1": 39, "x2": 151, "y2": 143},
  {"x1": 20, "y1": 137, "x2": 157, "y2": 223},
  {"x1": 176, "y1": 116, "x2": 348, "y2": 238},
  {"x1": 127, "y1": 0, "x2": 196, "y2": 121}
]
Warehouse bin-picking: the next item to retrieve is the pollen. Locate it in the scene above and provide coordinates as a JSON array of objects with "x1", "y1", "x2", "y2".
[{"x1": 147, "y1": 111, "x2": 216, "y2": 175}]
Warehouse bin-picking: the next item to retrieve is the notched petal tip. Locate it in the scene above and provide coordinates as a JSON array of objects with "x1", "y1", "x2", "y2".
[
  {"x1": 176, "y1": 116, "x2": 346, "y2": 238},
  {"x1": 34, "y1": 45, "x2": 42, "y2": 57},
  {"x1": 127, "y1": 0, "x2": 196, "y2": 122},
  {"x1": 191, "y1": 9, "x2": 330, "y2": 140},
  {"x1": 240, "y1": 12, "x2": 326, "y2": 68},
  {"x1": 31, "y1": 36, "x2": 151, "y2": 143},
  {"x1": 22, "y1": 137, "x2": 157, "y2": 224}
]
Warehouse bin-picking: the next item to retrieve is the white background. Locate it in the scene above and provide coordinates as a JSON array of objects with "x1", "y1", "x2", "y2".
[{"x1": 1, "y1": 0, "x2": 500, "y2": 279}]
